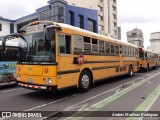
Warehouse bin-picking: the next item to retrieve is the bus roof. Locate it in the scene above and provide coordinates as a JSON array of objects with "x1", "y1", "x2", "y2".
[
  {"x1": 21, "y1": 21, "x2": 138, "y2": 48},
  {"x1": 57, "y1": 23, "x2": 139, "y2": 48}
]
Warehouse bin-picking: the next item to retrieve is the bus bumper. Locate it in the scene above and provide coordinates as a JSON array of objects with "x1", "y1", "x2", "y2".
[{"x1": 17, "y1": 82, "x2": 57, "y2": 91}]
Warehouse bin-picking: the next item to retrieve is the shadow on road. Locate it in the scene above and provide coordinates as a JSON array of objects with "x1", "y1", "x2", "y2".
[{"x1": 0, "y1": 82, "x2": 17, "y2": 90}]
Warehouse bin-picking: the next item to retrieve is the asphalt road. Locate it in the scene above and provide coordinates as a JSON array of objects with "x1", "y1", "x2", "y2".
[{"x1": 0, "y1": 68, "x2": 160, "y2": 120}]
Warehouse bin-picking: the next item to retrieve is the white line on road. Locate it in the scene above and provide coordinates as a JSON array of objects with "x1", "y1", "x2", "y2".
[
  {"x1": 0, "y1": 88, "x2": 22, "y2": 93},
  {"x1": 21, "y1": 72, "x2": 156, "y2": 112},
  {"x1": 64, "y1": 72, "x2": 155, "y2": 111}
]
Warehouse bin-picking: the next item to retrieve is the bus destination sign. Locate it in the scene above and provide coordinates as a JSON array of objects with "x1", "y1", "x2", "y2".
[{"x1": 26, "y1": 24, "x2": 44, "y2": 34}]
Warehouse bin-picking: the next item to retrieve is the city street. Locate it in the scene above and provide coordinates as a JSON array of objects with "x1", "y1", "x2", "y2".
[{"x1": 0, "y1": 69, "x2": 160, "y2": 120}]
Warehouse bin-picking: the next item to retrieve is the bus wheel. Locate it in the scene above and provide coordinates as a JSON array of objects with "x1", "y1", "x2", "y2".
[
  {"x1": 78, "y1": 70, "x2": 91, "y2": 92},
  {"x1": 128, "y1": 65, "x2": 133, "y2": 77}
]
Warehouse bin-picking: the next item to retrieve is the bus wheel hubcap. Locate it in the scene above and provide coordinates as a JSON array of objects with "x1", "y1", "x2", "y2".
[{"x1": 82, "y1": 75, "x2": 89, "y2": 88}]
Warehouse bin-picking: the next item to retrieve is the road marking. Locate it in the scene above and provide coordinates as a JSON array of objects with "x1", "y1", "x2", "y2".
[
  {"x1": 0, "y1": 88, "x2": 22, "y2": 93},
  {"x1": 65, "y1": 72, "x2": 160, "y2": 120},
  {"x1": 22, "y1": 71, "x2": 154, "y2": 113},
  {"x1": 126, "y1": 85, "x2": 160, "y2": 120},
  {"x1": 65, "y1": 72, "x2": 154, "y2": 111},
  {"x1": 25, "y1": 96, "x2": 72, "y2": 111}
]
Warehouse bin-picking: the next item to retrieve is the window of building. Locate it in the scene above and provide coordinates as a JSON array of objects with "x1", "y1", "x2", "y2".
[
  {"x1": 99, "y1": 41, "x2": 104, "y2": 53},
  {"x1": 58, "y1": 34, "x2": 71, "y2": 54},
  {"x1": 114, "y1": 30, "x2": 117, "y2": 35},
  {"x1": 98, "y1": 5, "x2": 103, "y2": 12},
  {"x1": 98, "y1": 15, "x2": 103, "y2": 22},
  {"x1": 10, "y1": 23, "x2": 14, "y2": 33},
  {"x1": 98, "y1": 25, "x2": 104, "y2": 31},
  {"x1": 113, "y1": 22, "x2": 117, "y2": 27},
  {"x1": 74, "y1": 35, "x2": 82, "y2": 51},
  {"x1": 92, "y1": 38, "x2": 98, "y2": 52},
  {"x1": 0, "y1": 24, "x2": 2, "y2": 31},
  {"x1": 58, "y1": 6, "x2": 64, "y2": 17},
  {"x1": 78, "y1": 15, "x2": 84, "y2": 29},
  {"x1": 84, "y1": 36, "x2": 91, "y2": 52},
  {"x1": 132, "y1": 33, "x2": 137, "y2": 37},
  {"x1": 113, "y1": 14, "x2": 117, "y2": 19},
  {"x1": 58, "y1": 18, "x2": 64, "y2": 23},
  {"x1": 69, "y1": 11, "x2": 75, "y2": 26},
  {"x1": 88, "y1": 19, "x2": 96, "y2": 32},
  {"x1": 106, "y1": 42, "x2": 110, "y2": 54},
  {"x1": 113, "y1": 6, "x2": 116, "y2": 11},
  {"x1": 113, "y1": 0, "x2": 116, "y2": 3}
]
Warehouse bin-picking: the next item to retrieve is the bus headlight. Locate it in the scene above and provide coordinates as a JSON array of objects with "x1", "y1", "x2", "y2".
[
  {"x1": 43, "y1": 78, "x2": 47, "y2": 83},
  {"x1": 48, "y1": 78, "x2": 52, "y2": 84}
]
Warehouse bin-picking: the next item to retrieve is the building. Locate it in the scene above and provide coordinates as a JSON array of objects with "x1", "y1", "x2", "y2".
[
  {"x1": 150, "y1": 32, "x2": 160, "y2": 52},
  {"x1": 65, "y1": 0, "x2": 118, "y2": 39},
  {"x1": 126, "y1": 28, "x2": 144, "y2": 48},
  {"x1": 0, "y1": 0, "x2": 98, "y2": 37},
  {"x1": 0, "y1": 17, "x2": 15, "y2": 37},
  {"x1": 118, "y1": 26, "x2": 121, "y2": 40}
]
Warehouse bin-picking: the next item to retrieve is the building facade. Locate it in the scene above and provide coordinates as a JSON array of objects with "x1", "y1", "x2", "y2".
[
  {"x1": 150, "y1": 32, "x2": 160, "y2": 52},
  {"x1": 65, "y1": 0, "x2": 118, "y2": 39},
  {"x1": 126, "y1": 28, "x2": 144, "y2": 48},
  {"x1": 0, "y1": 0, "x2": 98, "y2": 37},
  {"x1": 0, "y1": 17, "x2": 15, "y2": 37}
]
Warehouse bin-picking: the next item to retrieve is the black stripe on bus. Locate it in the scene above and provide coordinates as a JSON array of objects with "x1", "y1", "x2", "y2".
[
  {"x1": 123, "y1": 60, "x2": 138, "y2": 62},
  {"x1": 84, "y1": 60, "x2": 120, "y2": 64},
  {"x1": 92, "y1": 66, "x2": 119, "y2": 70},
  {"x1": 73, "y1": 51, "x2": 119, "y2": 56},
  {"x1": 58, "y1": 69, "x2": 80, "y2": 75}
]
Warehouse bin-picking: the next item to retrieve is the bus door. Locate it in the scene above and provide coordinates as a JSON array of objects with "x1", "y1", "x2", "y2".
[{"x1": 57, "y1": 33, "x2": 76, "y2": 88}]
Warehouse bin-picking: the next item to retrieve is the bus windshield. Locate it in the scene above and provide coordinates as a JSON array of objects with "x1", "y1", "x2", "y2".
[{"x1": 19, "y1": 30, "x2": 55, "y2": 63}]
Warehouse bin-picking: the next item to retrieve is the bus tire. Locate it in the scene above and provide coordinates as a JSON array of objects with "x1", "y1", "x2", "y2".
[
  {"x1": 128, "y1": 65, "x2": 133, "y2": 77},
  {"x1": 78, "y1": 70, "x2": 91, "y2": 93}
]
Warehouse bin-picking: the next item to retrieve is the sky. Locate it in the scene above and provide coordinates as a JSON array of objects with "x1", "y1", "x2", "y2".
[{"x1": 0, "y1": 0, "x2": 160, "y2": 48}]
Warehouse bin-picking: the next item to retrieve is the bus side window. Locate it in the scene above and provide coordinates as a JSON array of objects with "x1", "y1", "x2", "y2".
[
  {"x1": 58, "y1": 34, "x2": 71, "y2": 54},
  {"x1": 120, "y1": 45, "x2": 123, "y2": 54},
  {"x1": 84, "y1": 36, "x2": 91, "y2": 52},
  {"x1": 123, "y1": 46, "x2": 126, "y2": 56},
  {"x1": 106, "y1": 42, "x2": 110, "y2": 54},
  {"x1": 99, "y1": 41, "x2": 104, "y2": 53},
  {"x1": 126, "y1": 46, "x2": 128, "y2": 56},
  {"x1": 111, "y1": 43, "x2": 115, "y2": 54},
  {"x1": 92, "y1": 38, "x2": 98, "y2": 52},
  {"x1": 74, "y1": 35, "x2": 82, "y2": 51},
  {"x1": 115, "y1": 44, "x2": 119, "y2": 55}
]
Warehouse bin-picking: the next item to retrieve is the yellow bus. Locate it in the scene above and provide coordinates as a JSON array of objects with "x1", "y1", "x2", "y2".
[
  {"x1": 2, "y1": 21, "x2": 139, "y2": 92},
  {"x1": 139, "y1": 48, "x2": 158, "y2": 72}
]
